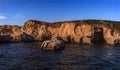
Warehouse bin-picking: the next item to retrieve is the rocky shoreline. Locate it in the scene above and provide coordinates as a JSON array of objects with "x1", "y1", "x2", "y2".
[{"x1": 0, "y1": 20, "x2": 120, "y2": 45}]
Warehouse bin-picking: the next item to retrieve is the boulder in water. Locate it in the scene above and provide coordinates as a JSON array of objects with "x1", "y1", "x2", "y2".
[{"x1": 41, "y1": 35, "x2": 66, "y2": 51}]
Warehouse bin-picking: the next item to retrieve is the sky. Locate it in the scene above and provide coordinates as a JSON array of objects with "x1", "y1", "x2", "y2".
[{"x1": 0, "y1": 0, "x2": 119, "y2": 25}]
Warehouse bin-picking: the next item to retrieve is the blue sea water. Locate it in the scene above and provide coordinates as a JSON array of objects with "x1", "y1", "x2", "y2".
[{"x1": 0, "y1": 42, "x2": 120, "y2": 70}]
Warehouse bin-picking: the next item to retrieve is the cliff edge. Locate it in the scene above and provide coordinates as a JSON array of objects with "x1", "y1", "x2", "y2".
[{"x1": 0, "y1": 20, "x2": 120, "y2": 45}]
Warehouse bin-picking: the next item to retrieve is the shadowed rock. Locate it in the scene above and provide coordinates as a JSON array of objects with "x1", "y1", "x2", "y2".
[
  {"x1": 0, "y1": 35, "x2": 13, "y2": 43},
  {"x1": 92, "y1": 27, "x2": 106, "y2": 44}
]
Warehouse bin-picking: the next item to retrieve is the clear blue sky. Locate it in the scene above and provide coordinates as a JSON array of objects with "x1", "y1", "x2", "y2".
[{"x1": 0, "y1": 0, "x2": 119, "y2": 25}]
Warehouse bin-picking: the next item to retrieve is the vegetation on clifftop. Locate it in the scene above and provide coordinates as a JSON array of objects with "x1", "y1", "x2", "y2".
[{"x1": 52, "y1": 20, "x2": 120, "y2": 31}]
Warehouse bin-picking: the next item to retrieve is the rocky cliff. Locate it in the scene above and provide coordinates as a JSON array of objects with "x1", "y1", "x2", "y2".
[{"x1": 0, "y1": 20, "x2": 120, "y2": 45}]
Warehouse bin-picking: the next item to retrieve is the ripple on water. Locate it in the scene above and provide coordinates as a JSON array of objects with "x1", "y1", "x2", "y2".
[{"x1": 0, "y1": 43, "x2": 120, "y2": 70}]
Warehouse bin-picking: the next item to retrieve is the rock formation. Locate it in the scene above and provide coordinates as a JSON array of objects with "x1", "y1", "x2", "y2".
[
  {"x1": 0, "y1": 20, "x2": 120, "y2": 45},
  {"x1": 41, "y1": 35, "x2": 66, "y2": 51}
]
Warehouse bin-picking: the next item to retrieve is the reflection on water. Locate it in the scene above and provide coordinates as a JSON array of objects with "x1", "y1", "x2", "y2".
[{"x1": 0, "y1": 43, "x2": 120, "y2": 70}]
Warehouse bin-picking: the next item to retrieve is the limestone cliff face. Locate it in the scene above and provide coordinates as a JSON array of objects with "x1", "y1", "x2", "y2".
[
  {"x1": 0, "y1": 20, "x2": 120, "y2": 45},
  {"x1": 48, "y1": 22, "x2": 94, "y2": 44},
  {"x1": 103, "y1": 27, "x2": 120, "y2": 45},
  {"x1": 0, "y1": 25, "x2": 21, "y2": 42}
]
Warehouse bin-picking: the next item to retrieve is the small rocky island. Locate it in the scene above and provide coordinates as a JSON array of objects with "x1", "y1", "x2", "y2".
[{"x1": 0, "y1": 20, "x2": 120, "y2": 50}]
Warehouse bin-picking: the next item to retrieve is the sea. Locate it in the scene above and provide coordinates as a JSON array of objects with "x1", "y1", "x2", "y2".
[{"x1": 0, "y1": 42, "x2": 120, "y2": 70}]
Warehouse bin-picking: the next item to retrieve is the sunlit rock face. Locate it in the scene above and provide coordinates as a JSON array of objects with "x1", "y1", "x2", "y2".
[
  {"x1": 103, "y1": 27, "x2": 120, "y2": 45},
  {"x1": 41, "y1": 35, "x2": 66, "y2": 51},
  {"x1": 0, "y1": 20, "x2": 120, "y2": 45},
  {"x1": 21, "y1": 20, "x2": 51, "y2": 42},
  {"x1": 0, "y1": 25, "x2": 21, "y2": 42},
  {"x1": 48, "y1": 22, "x2": 94, "y2": 44}
]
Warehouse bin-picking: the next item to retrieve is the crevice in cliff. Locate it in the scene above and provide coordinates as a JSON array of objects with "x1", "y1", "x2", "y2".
[{"x1": 92, "y1": 27, "x2": 106, "y2": 44}]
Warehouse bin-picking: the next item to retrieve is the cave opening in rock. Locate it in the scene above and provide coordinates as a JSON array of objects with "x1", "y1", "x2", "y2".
[{"x1": 92, "y1": 27, "x2": 106, "y2": 44}]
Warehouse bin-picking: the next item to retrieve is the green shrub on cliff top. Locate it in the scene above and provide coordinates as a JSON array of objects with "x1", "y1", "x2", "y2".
[{"x1": 51, "y1": 20, "x2": 120, "y2": 31}]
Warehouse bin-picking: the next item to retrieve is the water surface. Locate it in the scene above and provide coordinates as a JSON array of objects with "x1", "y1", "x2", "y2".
[{"x1": 0, "y1": 43, "x2": 120, "y2": 70}]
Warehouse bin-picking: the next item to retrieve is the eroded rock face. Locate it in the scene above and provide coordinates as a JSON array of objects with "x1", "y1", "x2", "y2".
[
  {"x1": 0, "y1": 25, "x2": 21, "y2": 42},
  {"x1": 41, "y1": 35, "x2": 66, "y2": 51},
  {"x1": 103, "y1": 27, "x2": 120, "y2": 45},
  {"x1": 0, "y1": 20, "x2": 120, "y2": 45},
  {"x1": 22, "y1": 20, "x2": 51, "y2": 41}
]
